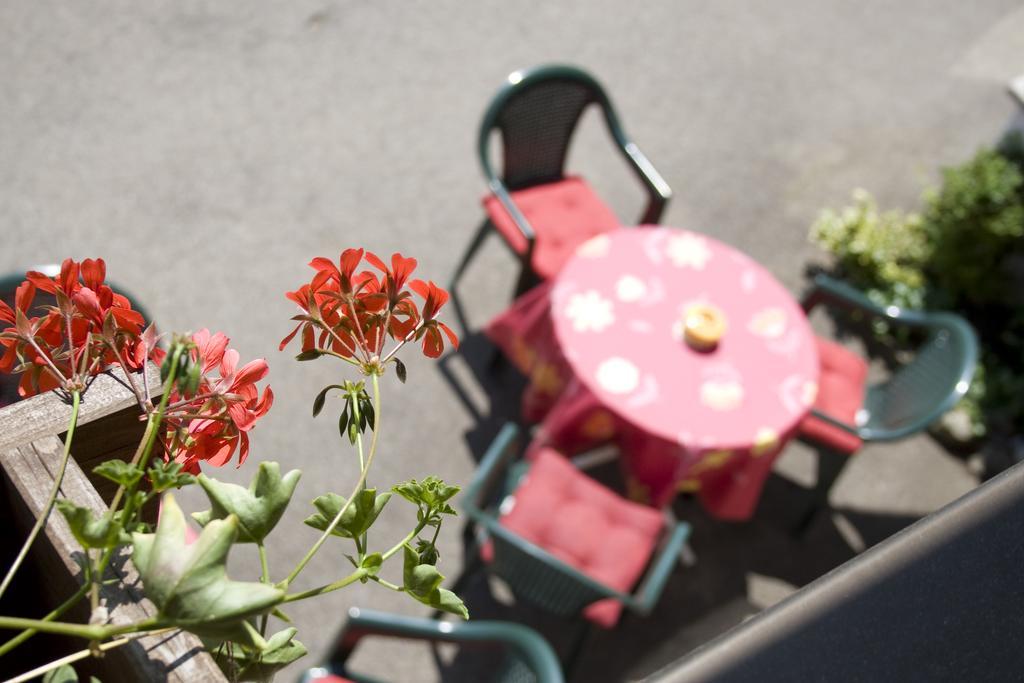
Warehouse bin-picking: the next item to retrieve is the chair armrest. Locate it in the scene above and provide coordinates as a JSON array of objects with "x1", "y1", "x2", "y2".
[
  {"x1": 623, "y1": 142, "x2": 672, "y2": 225},
  {"x1": 463, "y1": 422, "x2": 522, "y2": 516},
  {"x1": 487, "y1": 179, "x2": 537, "y2": 247},
  {"x1": 631, "y1": 519, "x2": 692, "y2": 615},
  {"x1": 809, "y1": 407, "x2": 861, "y2": 437},
  {"x1": 802, "y1": 274, "x2": 930, "y2": 326},
  {"x1": 343, "y1": 608, "x2": 564, "y2": 683},
  {"x1": 600, "y1": 107, "x2": 672, "y2": 225}
]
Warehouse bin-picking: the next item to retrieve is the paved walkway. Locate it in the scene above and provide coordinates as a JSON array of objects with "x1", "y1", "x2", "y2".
[{"x1": 1, "y1": 1, "x2": 1021, "y2": 680}]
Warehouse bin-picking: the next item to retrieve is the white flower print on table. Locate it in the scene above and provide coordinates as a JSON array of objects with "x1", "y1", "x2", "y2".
[
  {"x1": 779, "y1": 375, "x2": 818, "y2": 415},
  {"x1": 748, "y1": 307, "x2": 787, "y2": 338},
  {"x1": 595, "y1": 357, "x2": 640, "y2": 394},
  {"x1": 564, "y1": 290, "x2": 615, "y2": 332},
  {"x1": 615, "y1": 275, "x2": 647, "y2": 302},
  {"x1": 666, "y1": 232, "x2": 712, "y2": 270},
  {"x1": 700, "y1": 379, "x2": 745, "y2": 411},
  {"x1": 576, "y1": 233, "x2": 611, "y2": 259}
]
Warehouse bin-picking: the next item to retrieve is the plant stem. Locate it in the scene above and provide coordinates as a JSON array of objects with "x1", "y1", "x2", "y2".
[
  {"x1": 367, "y1": 575, "x2": 403, "y2": 592},
  {"x1": 282, "y1": 373, "x2": 382, "y2": 587},
  {"x1": 0, "y1": 582, "x2": 89, "y2": 656},
  {"x1": 92, "y1": 347, "x2": 185, "y2": 602},
  {"x1": 0, "y1": 390, "x2": 81, "y2": 601},
  {"x1": 0, "y1": 614, "x2": 160, "y2": 641},
  {"x1": 109, "y1": 341, "x2": 147, "y2": 412},
  {"x1": 6, "y1": 626, "x2": 177, "y2": 683},
  {"x1": 281, "y1": 569, "x2": 367, "y2": 604},
  {"x1": 319, "y1": 346, "x2": 362, "y2": 367},
  {"x1": 258, "y1": 543, "x2": 271, "y2": 636},
  {"x1": 107, "y1": 346, "x2": 184, "y2": 514},
  {"x1": 381, "y1": 518, "x2": 431, "y2": 562}
]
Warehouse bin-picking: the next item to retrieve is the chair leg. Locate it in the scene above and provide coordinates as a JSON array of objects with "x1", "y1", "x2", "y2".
[
  {"x1": 449, "y1": 219, "x2": 492, "y2": 337},
  {"x1": 512, "y1": 261, "x2": 540, "y2": 299},
  {"x1": 793, "y1": 447, "x2": 851, "y2": 535},
  {"x1": 563, "y1": 621, "x2": 593, "y2": 681}
]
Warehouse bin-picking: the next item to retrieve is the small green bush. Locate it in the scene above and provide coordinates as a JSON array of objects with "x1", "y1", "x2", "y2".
[
  {"x1": 810, "y1": 188, "x2": 928, "y2": 312},
  {"x1": 923, "y1": 145, "x2": 1024, "y2": 308},
  {"x1": 809, "y1": 133, "x2": 1024, "y2": 440}
]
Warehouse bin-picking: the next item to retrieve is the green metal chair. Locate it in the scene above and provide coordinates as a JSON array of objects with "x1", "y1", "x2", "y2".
[
  {"x1": 796, "y1": 273, "x2": 979, "y2": 528},
  {"x1": 298, "y1": 607, "x2": 564, "y2": 683},
  {"x1": 461, "y1": 423, "x2": 691, "y2": 628},
  {"x1": 450, "y1": 64, "x2": 672, "y2": 332}
]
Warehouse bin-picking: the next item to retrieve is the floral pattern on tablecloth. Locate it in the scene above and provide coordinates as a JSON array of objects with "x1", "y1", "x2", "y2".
[{"x1": 486, "y1": 226, "x2": 819, "y2": 519}]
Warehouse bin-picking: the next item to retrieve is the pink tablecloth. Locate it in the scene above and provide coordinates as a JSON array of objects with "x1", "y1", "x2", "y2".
[{"x1": 486, "y1": 226, "x2": 819, "y2": 519}]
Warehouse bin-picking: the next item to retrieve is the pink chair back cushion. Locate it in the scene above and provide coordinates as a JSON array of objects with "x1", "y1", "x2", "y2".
[
  {"x1": 497, "y1": 448, "x2": 664, "y2": 627},
  {"x1": 799, "y1": 337, "x2": 869, "y2": 454},
  {"x1": 483, "y1": 176, "x2": 621, "y2": 280}
]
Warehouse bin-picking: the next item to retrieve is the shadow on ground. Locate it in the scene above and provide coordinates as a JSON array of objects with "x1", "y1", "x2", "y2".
[{"x1": 431, "y1": 334, "x2": 926, "y2": 683}]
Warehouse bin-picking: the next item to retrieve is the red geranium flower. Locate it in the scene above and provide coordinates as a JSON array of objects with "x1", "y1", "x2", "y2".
[
  {"x1": 409, "y1": 280, "x2": 458, "y2": 358},
  {"x1": 163, "y1": 329, "x2": 273, "y2": 472}
]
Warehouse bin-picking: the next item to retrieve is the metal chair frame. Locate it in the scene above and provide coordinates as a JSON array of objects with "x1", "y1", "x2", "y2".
[
  {"x1": 301, "y1": 606, "x2": 564, "y2": 683},
  {"x1": 451, "y1": 64, "x2": 672, "y2": 331},
  {"x1": 796, "y1": 273, "x2": 978, "y2": 530},
  {"x1": 462, "y1": 423, "x2": 691, "y2": 621}
]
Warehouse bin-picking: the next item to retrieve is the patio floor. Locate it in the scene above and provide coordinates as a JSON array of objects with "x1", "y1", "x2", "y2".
[{"x1": 1, "y1": 1, "x2": 1022, "y2": 680}]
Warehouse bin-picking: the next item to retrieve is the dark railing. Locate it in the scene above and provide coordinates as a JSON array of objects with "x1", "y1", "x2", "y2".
[{"x1": 646, "y1": 460, "x2": 1024, "y2": 682}]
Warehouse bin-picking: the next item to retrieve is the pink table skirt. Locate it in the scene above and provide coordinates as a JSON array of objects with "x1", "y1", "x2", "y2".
[{"x1": 486, "y1": 281, "x2": 795, "y2": 520}]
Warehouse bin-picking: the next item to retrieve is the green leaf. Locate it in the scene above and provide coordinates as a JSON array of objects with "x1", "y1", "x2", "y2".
[
  {"x1": 192, "y1": 463, "x2": 301, "y2": 544},
  {"x1": 93, "y1": 460, "x2": 143, "y2": 488},
  {"x1": 304, "y1": 489, "x2": 391, "y2": 539},
  {"x1": 182, "y1": 360, "x2": 202, "y2": 396},
  {"x1": 403, "y1": 544, "x2": 444, "y2": 597},
  {"x1": 360, "y1": 395, "x2": 375, "y2": 431},
  {"x1": 337, "y1": 405, "x2": 349, "y2": 441},
  {"x1": 148, "y1": 461, "x2": 197, "y2": 493},
  {"x1": 56, "y1": 500, "x2": 123, "y2": 549},
  {"x1": 214, "y1": 627, "x2": 308, "y2": 682},
  {"x1": 401, "y1": 545, "x2": 468, "y2": 619},
  {"x1": 415, "y1": 538, "x2": 439, "y2": 566},
  {"x1": 360, "y1": 552, "x2": 383, "y2": 576},
  {"x1": 295, "y1": 350, "x2": 324, "y2": 361},
  {"x1": 428, "y1": 588, "x2": 470, "y2": 619},
  {"x1": 43, "y1": 664, "x2": 78, "y2": 683},
  {"x1": 394, "y1": 357, "x2": 407, "y2": 383},
  {"x1": 132, "y1": 493, "x2": 284, "y2": 644},
  {"x1": 392, "y1": 477, "x2": 460, "y2": 511},
  {"x1": 312, "y1": 384, "x2": 345, "y2": 419}
]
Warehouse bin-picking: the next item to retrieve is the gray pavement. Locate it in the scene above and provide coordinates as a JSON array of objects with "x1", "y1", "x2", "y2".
[{"x1": 1, "y1": 1, "x2": 1021, "y2": 680}]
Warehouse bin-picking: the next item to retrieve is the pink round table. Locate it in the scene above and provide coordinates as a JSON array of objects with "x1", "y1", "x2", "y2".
[{"x1": 548, "y1": 226, "x2": 819, "y2": 517}]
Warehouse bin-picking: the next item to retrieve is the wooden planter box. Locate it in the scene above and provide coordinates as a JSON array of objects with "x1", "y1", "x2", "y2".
[{"x1": 0, "y1": 366, "x2": 225, "y2": 681}]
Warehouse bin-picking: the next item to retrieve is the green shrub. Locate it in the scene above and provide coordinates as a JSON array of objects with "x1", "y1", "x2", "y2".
[
  {"x1": 809, "y1": 134, "x2": 1024, "y2": 441},
  {"x1": 922, "y1": 143, "x2": 1024, "y2": 308},
  {"x1": 810, "y1": 188, "x2": 928, "y2": 311}
]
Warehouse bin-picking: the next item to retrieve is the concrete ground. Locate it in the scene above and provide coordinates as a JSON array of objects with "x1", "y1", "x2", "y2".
[{"x1": 1, "y1": 1, "x2": 1022, "y2": 680}]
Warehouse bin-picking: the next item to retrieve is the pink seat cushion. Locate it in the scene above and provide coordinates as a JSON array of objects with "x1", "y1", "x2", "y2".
[
  {"x1": 483, "y1": 176, "x2": 621, "y2": 280},
  {"x1": 800, "y1": 337, "x2": 869, "y2": 454},
  {"x1": 304, "y1": 673, "x2": 355, "y2": 683},
  {"x1": 496, "y1": 448, "x2": 664, "y2": 628}
]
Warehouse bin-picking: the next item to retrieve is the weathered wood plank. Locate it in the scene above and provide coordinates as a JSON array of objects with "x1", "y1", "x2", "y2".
[
  {"x1": 0, "y1": 364, "x2": 162, "y2": 455},
  {"x1": 0, "y1": 436, "x2": 223, "y2": 681},
  {"x1": 0, "y1": 363, "x2": 226, "y2": 681}
]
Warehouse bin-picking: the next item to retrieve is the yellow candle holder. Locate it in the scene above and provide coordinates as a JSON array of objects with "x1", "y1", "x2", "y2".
[{"x1": 683, "y1": 304, "x2": 726, "y2": 351}]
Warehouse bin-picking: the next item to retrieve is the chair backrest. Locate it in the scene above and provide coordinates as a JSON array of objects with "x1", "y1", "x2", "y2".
[
  {"x1": 478, "y1": 64, "x2": 627, "y2": 191},
  {"x1": 487, "y1": 523, "x2": 613, "y2": 617},
  {"x1": 861, "y1": 313, "x2": 978, "y2": 441},
  {"x1": 463, "y1": 423, "x2": 624, "y2": 618},
  {"x1": 305, "y1": 607, "x2": 564, "y2": 683}
]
